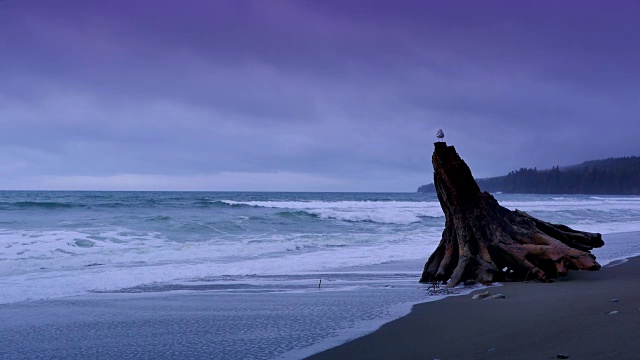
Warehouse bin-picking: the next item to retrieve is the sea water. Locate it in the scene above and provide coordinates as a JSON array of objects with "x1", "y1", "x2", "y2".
[{"x1": 1, "y1": 191, "x2": 639, "y2": 359}]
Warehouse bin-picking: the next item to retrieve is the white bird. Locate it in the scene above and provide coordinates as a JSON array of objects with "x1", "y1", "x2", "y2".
[{"x1": 436, "y1": 129, "x2": 444, "y2": 142}]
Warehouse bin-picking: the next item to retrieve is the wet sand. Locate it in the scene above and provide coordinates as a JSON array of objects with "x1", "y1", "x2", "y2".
[{"x1": 308, "y1": 256, "x2": 640, "y2": 360}]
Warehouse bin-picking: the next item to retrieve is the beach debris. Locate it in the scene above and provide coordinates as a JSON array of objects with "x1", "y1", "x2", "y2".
[
  {"x1": 557, "y1": 355, "x2": 570, "y2": 359},
  {"x1": 463, "y1": 279, "x2": 477, "y2": 286},
  {"x1": 608, "y1": 310, "x2": 619, "y2": 315},
  {"x1": 471, "y1": 291, "x2": 491, "y2": 300},
  {"x1": 610, "y1": 298, "x2": 619, "y2": 302},
  {"x1": 486, "y1": 293, "x2": 506, "y2": 300},
  {"x1": 420, "y1": 142, "x2": 604, "y2": 287},
  {"x1": 426, "y1": 282, "x2": 459, "y2": 296}
]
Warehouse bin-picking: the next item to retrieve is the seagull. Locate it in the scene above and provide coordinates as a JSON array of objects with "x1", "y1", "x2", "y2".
[{"x1": 436, "y1": 129, "x2": 444, "y2": 142}]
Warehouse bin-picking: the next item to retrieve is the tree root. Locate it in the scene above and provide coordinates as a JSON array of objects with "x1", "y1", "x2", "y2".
[{"x1": 420, "y1": 143, "x2": 604, "y2": 287}]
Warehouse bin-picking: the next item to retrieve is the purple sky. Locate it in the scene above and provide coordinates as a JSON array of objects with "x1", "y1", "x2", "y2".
[{"x1": 1, "y1": 1, "x2": 639, "y2": 191}]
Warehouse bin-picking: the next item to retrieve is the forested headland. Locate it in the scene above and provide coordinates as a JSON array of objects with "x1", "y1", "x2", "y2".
[{"x1": 417, "y1": 156, "x2": 640, "y2": 195}]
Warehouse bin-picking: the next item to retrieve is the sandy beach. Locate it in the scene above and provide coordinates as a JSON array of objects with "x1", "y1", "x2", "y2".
[
  {"x1": 309, "y1": 255, "x2": 640, "y2": 359},
  {"x1": 1, "y1": 193, "x2": 639, "y2": 360}
]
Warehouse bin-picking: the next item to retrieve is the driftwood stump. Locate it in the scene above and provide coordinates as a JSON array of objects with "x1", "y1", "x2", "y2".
[{"x1": 420, "y1": 143, "x2": 604, "y2": 287}]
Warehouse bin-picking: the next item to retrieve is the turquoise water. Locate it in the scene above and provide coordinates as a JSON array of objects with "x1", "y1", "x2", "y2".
[{"x1": 1, "y1": 191, "x2": 640, "y2": 358}]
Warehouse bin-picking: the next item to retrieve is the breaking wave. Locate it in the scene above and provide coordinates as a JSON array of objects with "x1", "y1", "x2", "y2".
[{"x1": 219, "y1": 200, "x2": 444, "y2": 225}]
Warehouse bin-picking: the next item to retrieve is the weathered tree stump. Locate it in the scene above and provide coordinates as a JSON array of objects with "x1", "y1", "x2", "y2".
[{"x1": 420, "y1": 142, "x2": 604, "y2": 287}]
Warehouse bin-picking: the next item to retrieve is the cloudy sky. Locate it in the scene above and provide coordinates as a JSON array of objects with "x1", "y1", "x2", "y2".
[{"x1": 1, "y1": 1, "x2": 638, "y2": 191}]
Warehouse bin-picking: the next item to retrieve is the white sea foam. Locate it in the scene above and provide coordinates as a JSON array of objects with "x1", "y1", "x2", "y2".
[
  {"x1": 564, "y1": 221, "x2": 640, "y2": 235},
  {"x1": 590, "y1": 196, "x2": 640, "y2": 201},
  {"x1": 501, "y1": 199, "x2": 640, "y2": 212},
  {"x1": 3, "y1": 221, "x2": 635, "y2": 305},
  {"x1": 223, "y1": 200, "x2": 444, "y2": 224},
  {"x1": 0, "y1": 226, "x2": 444, "y2": 304},
  {"x1": 221, "y1": 200, "x2": 444, "y2": 224},
  {"x1": 3, "y1": 194, "x2": 640, "y2": 305},
  {"x1": 593, "y1": 231, "x2": 640, "y2": 266},
  {"x1": 223, "y1": 197, "x2": 640, "y2": 219}
]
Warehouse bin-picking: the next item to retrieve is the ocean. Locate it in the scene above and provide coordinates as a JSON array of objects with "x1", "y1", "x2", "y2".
[{"x1": 1, "y1": 191, "x2": 640, "y2": 359}]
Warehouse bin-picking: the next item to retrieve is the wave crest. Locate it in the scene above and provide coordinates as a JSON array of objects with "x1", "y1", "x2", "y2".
[
  {"x1": 219, "y1": 200, "x2": 444, "y2": 225},
  {"x1": 3, "y1": 201, "x2": 81, "y2": 210}
]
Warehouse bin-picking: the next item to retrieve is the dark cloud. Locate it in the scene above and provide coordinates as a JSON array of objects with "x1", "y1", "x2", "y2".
[{"x1": 0, "y1": 0, "x2": 639, "y2": 190}]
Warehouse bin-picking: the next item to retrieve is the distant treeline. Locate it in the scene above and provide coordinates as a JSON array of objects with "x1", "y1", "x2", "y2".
[{"x1": 417, "y1": 156, "x2": 640, "y2": 195}]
